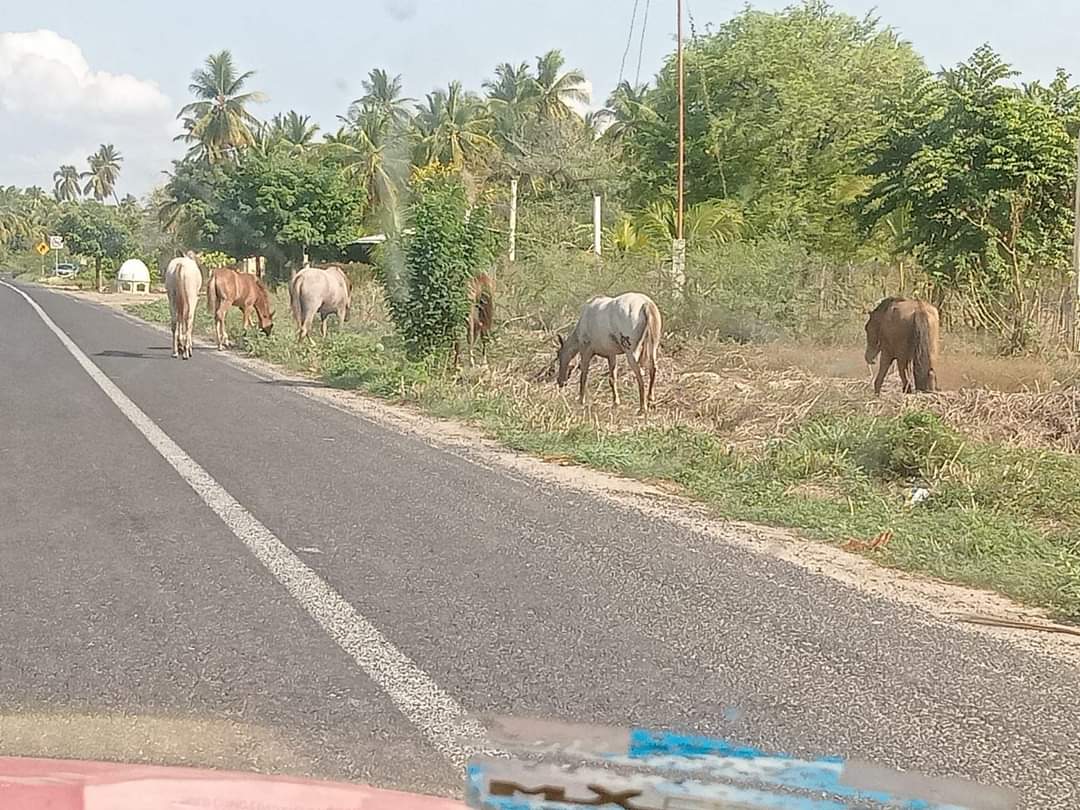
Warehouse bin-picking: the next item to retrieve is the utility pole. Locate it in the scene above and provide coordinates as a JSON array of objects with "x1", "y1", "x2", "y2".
[
  {"x1": 671, "y1": 0, "x2": 687, "y2": 291},
  {"x1": 1071, "y1": 131, "x2": 1080, "y2": 350},
  {"x1": 593, "y1": 193, "x2": 602, "y2": 256},
  {"x1": 508, "y1": 177, "x2": 518, "y2": 263}
]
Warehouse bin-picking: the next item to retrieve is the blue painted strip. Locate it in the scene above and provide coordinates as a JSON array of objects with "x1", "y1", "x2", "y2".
[
  {"x1": 628, "y1": 727, "x2": 840, "y2": 763},
  {"x1": 621, "y1": 730, "x2": 967, "y2": 809}
]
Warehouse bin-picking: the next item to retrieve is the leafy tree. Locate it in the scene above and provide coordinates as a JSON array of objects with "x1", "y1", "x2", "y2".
[
  {"x1": 414, "y1": 82, "x2": 495, "y2": 168},
  {"x1": 202, "y1": 150, "x2": 367, "y2": 279},
  {"x1": 82, "y1": 144, "x2": 123, "y2": 202},
  {"x1": 500, "y1": 116, "x2": 622, "y2": 196},
  {"x1": 378, "y1": 163, "x2": 492, "y2": 356},
  {"x1": 178, "y1": 50, "x2": 266, "y2": 163},
  {"x1": 860, "y1": 46, "x2": 1077, "y2": 350},
  {"x1": 158, "y1": 159, "x2": 229, "y2": 248},
  {"x1": 533, "y1": 50, "x2": 589, "y2": 121},
  {"x1": 56, "y1": 202, "x2": 135, "y2": 291},
  {"x1": 624, "y1": 1, "x2": 926, "y2": 253},
  {"x1": 53, "y1": 165, "x2": 82, "y2": 202}
]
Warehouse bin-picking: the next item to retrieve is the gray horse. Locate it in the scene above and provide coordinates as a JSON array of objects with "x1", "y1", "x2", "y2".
[{"x1": 288, "y1": 265, "x2": 352, "y2": 342}]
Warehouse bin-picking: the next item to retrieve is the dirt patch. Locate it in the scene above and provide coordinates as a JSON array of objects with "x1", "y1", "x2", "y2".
[{"x1": 480, "y1": 332, "x2": 1080, "y2": 453}]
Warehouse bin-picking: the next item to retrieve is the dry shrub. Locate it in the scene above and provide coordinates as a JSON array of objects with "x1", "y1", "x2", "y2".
[{"x1": 475, "y1": 328, "x2": 1080, "y2": 455}]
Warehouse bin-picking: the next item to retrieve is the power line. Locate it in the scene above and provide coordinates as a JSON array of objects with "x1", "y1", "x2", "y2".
[
  {"x1": 618, "y1": 0, "x2": 641, "y2": 89},
  {"x1": 635, "y1": 0, "x2": 651, "y2": 86}
]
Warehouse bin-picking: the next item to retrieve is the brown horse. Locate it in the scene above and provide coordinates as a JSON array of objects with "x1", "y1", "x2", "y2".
[
  {"x1": 206, "y1": 266, "x2": 274, "y2": 350},
  {"x1": 464, "y1": 272, "x2": 495, "y2": 364},
  {"x1": 864, "y1": 297, "x2": 940, "y2": 394}
]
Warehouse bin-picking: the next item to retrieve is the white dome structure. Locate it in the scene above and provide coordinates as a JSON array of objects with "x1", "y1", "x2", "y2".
[{"x1": 116, "y1": 258, "x2": 151, "y2": 293}]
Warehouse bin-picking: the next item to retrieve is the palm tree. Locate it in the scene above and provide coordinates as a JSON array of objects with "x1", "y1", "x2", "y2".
[
  {"x1": 533, "y1": 50, "x2": 589, "y2": 120},
  {"x1": 82, "y1": 144, "x2": 123, "y2": 202},
  {"x1": 178, "y1": 50, "x2": 266, "y2": 163},
  {"x1": 484, "y1": 61, "x2": 536, "y2": 105},
  {"x1": 483, "y1": 61, "x2": 539, "y2": 147},
  {"x1": 0, "y1": 187, "x2": 30, "y2": 244},
  {"x1": 324, "y1": 113, "x2": 408, "y2": 226},
  {"x1": 345, "y1": 69, "x2": 413, "y2": 129},
  {"x1": 639, "y1": 200, "x2": 745, "y2": 244},
  {"x1": 53, "y1": 165, "x2": 82, "y2": 202},
  {"x1": 414, "y1": 82, "x2": 495, "y2": 168},
  {"x1": 598, "y1": 81, "x2": 655, "y2": 141},
  {"x1": 267, "y1": 110, "x2": 320, "y2": 150}
]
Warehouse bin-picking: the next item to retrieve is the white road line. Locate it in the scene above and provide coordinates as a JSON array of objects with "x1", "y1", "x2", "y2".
[{"x1": 0, "y1": 281, "x2": 488, "y2": 767}]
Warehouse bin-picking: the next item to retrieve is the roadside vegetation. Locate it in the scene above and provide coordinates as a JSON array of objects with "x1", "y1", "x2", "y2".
[{"x1": 6, "y1": 1, "x2": 1080, "y2": 619}]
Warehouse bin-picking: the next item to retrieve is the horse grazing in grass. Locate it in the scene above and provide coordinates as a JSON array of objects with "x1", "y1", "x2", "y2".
[
  {"x1": 206, "y1": 266, "x2": 274, "y2": 350},
  {"x1": 555, "y1": 292, "x2": 662, "y2": 415},
  {"x1": 165, "y1": 254, "x2": 203, "y2": 360},
  {"x1": 463, "y1": 272, "x2": 495, "y2": 365},
  {"x1": 289, "y1": 265, "x2": 351, "y2": 341},
  {"x1": 864, "y1": 297, "x2": 940, "y2": 394}
]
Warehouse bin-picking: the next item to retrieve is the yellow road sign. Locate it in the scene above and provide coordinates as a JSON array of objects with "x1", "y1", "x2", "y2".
[{"x1": 35, "y1": 242, "x2": 49, "y2": 256}]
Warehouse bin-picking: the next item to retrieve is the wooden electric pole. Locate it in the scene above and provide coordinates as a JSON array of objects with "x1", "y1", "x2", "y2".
[
  {"x1": 671, "y1": 0, "x2": 687, "y2": 291},
  {"x1": 1071, "y1": 132, "x2": 1080, "y2": 350}
]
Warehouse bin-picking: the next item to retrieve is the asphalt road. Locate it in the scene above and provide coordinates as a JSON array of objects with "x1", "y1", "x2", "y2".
[{"x1": 1, "y1": 279, "x2": 1077, "y2": 808}]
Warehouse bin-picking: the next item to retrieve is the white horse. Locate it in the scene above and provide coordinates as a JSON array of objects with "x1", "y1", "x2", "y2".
[
  {"x1": 555, "y1": 292, "x2": 662, "y2": 414},
  {"x1": 164, "y1": 254, "x2": 203, "y2": 360},
  {"x1": 289, "y1": 265, "x2": 351, "y2": 341}
]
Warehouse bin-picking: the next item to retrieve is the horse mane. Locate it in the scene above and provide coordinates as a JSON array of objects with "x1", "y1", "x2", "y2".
[{"x1": 870, "y1": 296, "x2": 904, "y2": 316}]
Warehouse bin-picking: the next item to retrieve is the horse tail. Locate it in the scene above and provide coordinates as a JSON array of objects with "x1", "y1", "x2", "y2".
[
  {"x1": 289, "y1": 275, "x2": 304, "y2": 328},
  {"x1": 912, "y1": 305, "x2": 937, "y2": 392},
  {"x1": 475, "y1": 274, "x2": 495, "y2": 333},
  {"x1": 641, "y1": 298, "x2": 662, "y2": 367}
]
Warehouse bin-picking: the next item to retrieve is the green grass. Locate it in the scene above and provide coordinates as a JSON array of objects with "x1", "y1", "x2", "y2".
[{"x1": 126, "y1": 296, "x2": 1080, "y2": 622}]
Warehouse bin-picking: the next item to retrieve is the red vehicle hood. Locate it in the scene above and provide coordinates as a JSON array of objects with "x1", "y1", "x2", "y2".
[{"x1": 0, "y1": 757, "x2": 466, "y2": 810}]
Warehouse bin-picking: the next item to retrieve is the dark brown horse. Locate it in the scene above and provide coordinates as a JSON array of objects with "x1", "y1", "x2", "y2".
[
  {"x1": 864, "y1": 297, "x2": 939, "y2": 394},
  {"x1": 206, "y1": 266, "x2": 274, "y2": 350},
  {"x1": 463, "y1": 272, "x2": 495, "y2": 365}
]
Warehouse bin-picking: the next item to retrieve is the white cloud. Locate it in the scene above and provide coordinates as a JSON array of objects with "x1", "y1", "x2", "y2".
[{"x1": 0, "y1": 30, "x2": 177, "y2": 195}]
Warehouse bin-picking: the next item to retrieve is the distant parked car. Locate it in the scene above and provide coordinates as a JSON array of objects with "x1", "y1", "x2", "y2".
[{"x1": 54, "y1": 263, "x2": 77, "y2": 277}]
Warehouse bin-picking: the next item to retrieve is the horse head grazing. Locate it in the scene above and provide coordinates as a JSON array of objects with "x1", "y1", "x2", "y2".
[
  {"x1": 864, "y1": 313, "x2": 881, "y2": 365},
  {"x1": 554, "y1": 334, "x2": 574, "y2": 387},
  {"x1": 864, "y1": 297, "x2": 897, "y2": 365},
  {"x1": 254, "y1": 282, "x2": 274, "y2": 335}
]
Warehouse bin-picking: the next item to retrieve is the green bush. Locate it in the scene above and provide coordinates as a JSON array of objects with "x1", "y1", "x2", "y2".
[
  {"x1": 198, "y1": 251, "x2": 236, "y2": 270},
  {"x1": 377, "y1": 165, "x2": 492, "y2": 357}
]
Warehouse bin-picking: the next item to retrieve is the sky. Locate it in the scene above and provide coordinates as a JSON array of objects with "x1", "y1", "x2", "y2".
[{"x1": 2, "y1": 0, "x2": 1080, "y2": 197}]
